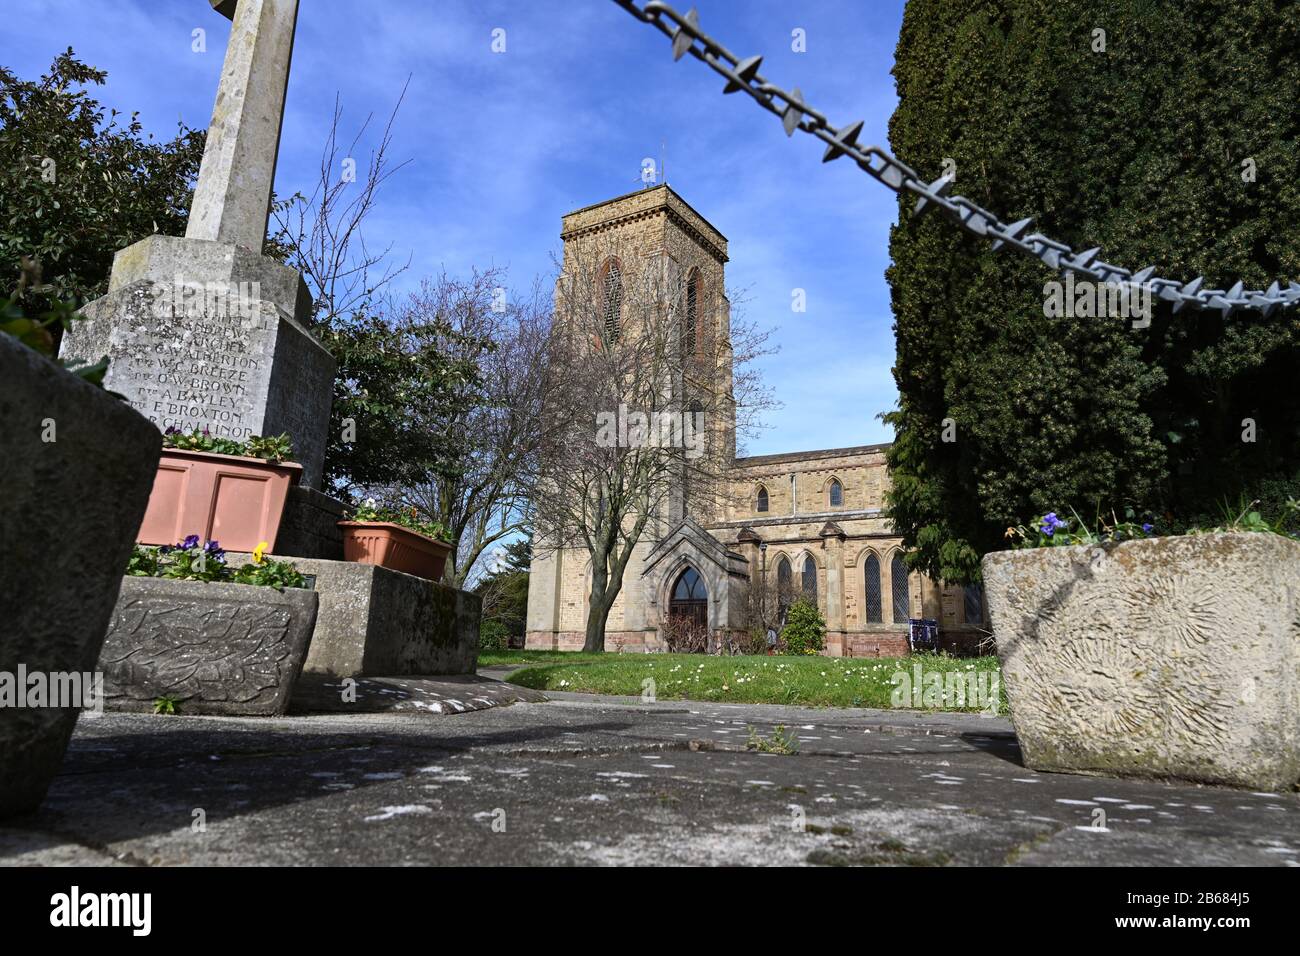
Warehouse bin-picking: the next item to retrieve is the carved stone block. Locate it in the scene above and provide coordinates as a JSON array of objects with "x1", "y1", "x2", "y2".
[
  {"x1": 60, "y1": 235, "x2": 335, "y2": 489},
  {"x1": 98, "y1": 577, "x2": 318, "y2": 716},
  {"x1": 983, "y1": 532, "x2": 1300, "y2": 790}
]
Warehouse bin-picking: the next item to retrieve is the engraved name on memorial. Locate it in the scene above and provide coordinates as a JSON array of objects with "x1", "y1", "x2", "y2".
[{"x1": 117, "y1": 281, "x2": 265, "y2": 439}]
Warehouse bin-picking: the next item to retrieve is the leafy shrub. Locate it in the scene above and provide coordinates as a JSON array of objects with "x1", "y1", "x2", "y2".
[
  {"x1": 780, "y1": 597, "x2": 825, "y2": 655},
  {"x1": 884, "y1": 1, "x2": 1300, "y2": 584},
  {"x1": 479, "y1": 618, "x2": 509, "y2": 653},
  {"x1": 1, "y1": 294, "x2": 107, "y2": 385}
]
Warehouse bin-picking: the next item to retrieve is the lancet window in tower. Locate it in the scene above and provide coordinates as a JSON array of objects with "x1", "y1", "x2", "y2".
[
  {"x1": 603, "y1": 259, "x2": 622, "y2": 342},
  {"x1": 685, "y1": 269, "x2": 700, "y2": 355}
]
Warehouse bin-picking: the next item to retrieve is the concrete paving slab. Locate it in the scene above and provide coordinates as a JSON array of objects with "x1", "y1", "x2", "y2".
[{"x1": 1, "y1": 700, "x2": 1295, "y2": 866}]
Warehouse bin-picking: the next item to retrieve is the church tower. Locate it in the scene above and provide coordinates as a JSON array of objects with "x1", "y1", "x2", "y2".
[
  {"x1": 527, "y1": 184, "x2": 744, "y2": 651},
  {"x1": 555, "y1": 183, "x2": 734, "y2": 527}
]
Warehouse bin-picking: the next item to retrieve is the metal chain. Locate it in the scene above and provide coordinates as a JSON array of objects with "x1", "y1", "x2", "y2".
[{"x1": 612, "y1": 0, "x2": 1300, "y2": 317}]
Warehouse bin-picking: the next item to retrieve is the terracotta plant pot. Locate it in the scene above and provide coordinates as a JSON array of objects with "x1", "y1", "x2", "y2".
[
  {"x1": 337, "y1": 521, "x2": 453, "y2": 581},
  {"x1": 137, "y1": 448, "x2": 302, "y2": 553}
]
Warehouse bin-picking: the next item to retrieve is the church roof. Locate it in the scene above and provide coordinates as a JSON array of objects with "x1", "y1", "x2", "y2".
[{"x1": 732, "y1": 442, "x2": 892, "y2": 468}]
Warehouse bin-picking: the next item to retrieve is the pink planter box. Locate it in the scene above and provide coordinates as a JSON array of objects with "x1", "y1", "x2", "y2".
[
  {"x1": 338, "y1": 521, "x2": 453, "y2": 581},
  {"x1": 137, "y1": 448, "x2": 302, "y2": 552}
]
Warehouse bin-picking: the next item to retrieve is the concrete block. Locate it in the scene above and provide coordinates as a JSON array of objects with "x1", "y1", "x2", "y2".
[
  {"x1": 230, "y1": 556, "x2": 479, "y2": 677},
  {"x1": 275, "y1": 486, "x2": 346, "y2": 559}
]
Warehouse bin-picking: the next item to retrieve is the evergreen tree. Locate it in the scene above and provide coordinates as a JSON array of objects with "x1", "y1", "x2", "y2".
[{"x1": 885, "y1": 0, "x2": 1300, "y2": 582}]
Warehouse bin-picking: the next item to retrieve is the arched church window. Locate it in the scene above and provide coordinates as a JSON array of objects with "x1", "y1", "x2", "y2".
[
  {"x1": 673, "y1": 566, "x2": 706, "y2": 600},
  {"x1": 802, "y1": 556, "x2": 817, "y2": 604},
  {"x1": 891, "y1": 552, "x2": 911, "y2": 624},
  {"x1": 685, "y1": 269, "x2": 700, "y2": 355},
  {"x1": 776, "y1": 556, "x2": 792, "y2": 623},
  {"x1": 829, "y1": 478, "x2": 843, "y2": 507},
  {"x1": 864, "y1": 552, "x2": 883, "y2": 623},
  {"x1": 756, "y1": 485, "x2": 769, "y2": 513},
  {"x1": 602, "y1": 259, "x2": 622, "y2": 342}
]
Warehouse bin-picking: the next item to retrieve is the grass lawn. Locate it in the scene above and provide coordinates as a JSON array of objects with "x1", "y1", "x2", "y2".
[
  {"x1": 477, "y1": 649, "x2": 613, "y2": 667},
  {"x1": 494, "y1": 650, "x2": 1006, "y2": 713}
]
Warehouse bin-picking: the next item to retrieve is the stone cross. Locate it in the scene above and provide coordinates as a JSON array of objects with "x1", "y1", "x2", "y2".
[
  {"x1": 62, "y1": 0, "x2": 336, "y2": 491},
  {"x1": 185, "y1": 0, "x2": 300, "y2": 250}
]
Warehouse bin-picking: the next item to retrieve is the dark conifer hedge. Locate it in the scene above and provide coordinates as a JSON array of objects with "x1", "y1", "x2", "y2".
[{"x1": 884, "y1": 0, "x2": 1300, "y2": 582}]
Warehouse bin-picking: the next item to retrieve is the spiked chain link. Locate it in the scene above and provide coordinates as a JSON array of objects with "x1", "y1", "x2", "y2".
[{"x1": 613, "y1": 0, "x2": 1300, "y2": 318}]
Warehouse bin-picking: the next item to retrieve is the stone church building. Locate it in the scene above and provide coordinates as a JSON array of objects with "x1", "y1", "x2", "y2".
[{"x1": 526, "y1": 185, "x2": 986, "y2": 656}]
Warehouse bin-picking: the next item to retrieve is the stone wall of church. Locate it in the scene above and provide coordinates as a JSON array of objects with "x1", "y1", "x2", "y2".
[
  {"x1": 528, "y1": 442, "x2": 989, "y2": 657},
  {"x1": 710, "y1": 445, "x2": 988, "y2": 657}
]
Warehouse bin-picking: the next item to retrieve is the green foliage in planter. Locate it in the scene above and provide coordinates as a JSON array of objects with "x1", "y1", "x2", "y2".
[
  {"x1": 351, "y1": 498, "x2": 449, "y2": 542},
  {"x1": 161, "y1": 427, "x2": 294, "y2": 462},
  {"x1": 780, "y1": 597, "x2": 826, "y2": 656},
  {"x1": 1007, "y1": 507, "x2": 1156, "y2": 549},
  {"x1": 885, "y1": 0, "x2": 1300, "y2": 584},
  {"x1": 232, "y1": 557, "x2": 309, "y2": 589},
  {"x1": 128, "y1": 537, "x2": 307, "y2": 589},
  {"x1": 1, "y1": 52, "x2": 205, "y2": 328}
]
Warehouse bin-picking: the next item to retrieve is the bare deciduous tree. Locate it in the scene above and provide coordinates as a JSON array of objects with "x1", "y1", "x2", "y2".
[
  {"x1": 389, "y1": 270, "x2": 550, "y2": 586},
  {"x1": 269, "y1": 81, "x2": 412, "y2": 327},
  {"x1": 536, "y1": 230, "x2": 774, "y2": 652}
]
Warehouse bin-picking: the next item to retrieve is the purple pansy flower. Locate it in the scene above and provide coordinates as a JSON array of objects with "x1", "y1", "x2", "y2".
[
  {"x1": 182, "y1": 534, "x2": 201, "y2": 550},
  {"x1": 1039, "y1": 512, "x2": 1065, "y2": 537}
]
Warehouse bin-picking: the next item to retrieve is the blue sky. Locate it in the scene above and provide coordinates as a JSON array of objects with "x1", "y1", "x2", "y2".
[{"x1": 6, "y1": 0, "x2": 908, "y2": 455}]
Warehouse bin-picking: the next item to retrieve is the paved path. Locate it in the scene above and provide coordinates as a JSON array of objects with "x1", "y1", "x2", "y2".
[{"x1": 2, "y1": 690, "x2": 1296, "y2": 866}]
